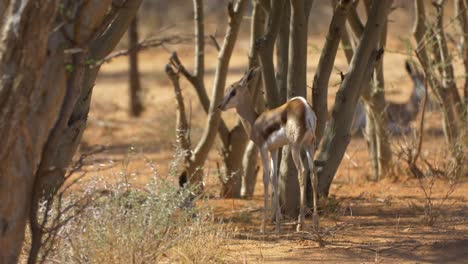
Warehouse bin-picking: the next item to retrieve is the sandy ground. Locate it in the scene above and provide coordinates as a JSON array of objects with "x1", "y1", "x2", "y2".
[{"x1": 75, "y1": 28, "x2": 468, "y2": 264}]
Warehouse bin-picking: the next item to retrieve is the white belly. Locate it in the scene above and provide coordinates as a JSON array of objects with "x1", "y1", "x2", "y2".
[{"x1": 265, "y1": 127, "x2": 288, "y2": 150}]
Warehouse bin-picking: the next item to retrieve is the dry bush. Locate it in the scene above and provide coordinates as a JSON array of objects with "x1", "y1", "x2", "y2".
[
  {"x1": 27, "y1": 150, "x2": 233, "y2": 263},
  {"x1": 394, "y1": 129, "x2": 464, "y2": 226}
]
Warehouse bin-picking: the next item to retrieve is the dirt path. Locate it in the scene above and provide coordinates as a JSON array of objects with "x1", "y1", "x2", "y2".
[{"x1": 214, "y1": 180, "x2": 468, "y2": 263}]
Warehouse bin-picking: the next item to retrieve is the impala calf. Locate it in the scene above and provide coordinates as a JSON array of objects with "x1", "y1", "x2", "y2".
[{"x1": 218, "y1": 68, "x2": 319, "y2": 233}]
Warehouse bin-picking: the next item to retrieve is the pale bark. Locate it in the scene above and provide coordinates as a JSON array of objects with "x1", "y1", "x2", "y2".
[
  {"x1": 317, "y1": 0, "x2": 392, "y2": 197},
  {"x1": 169, "y1": 0, "x2": 230, "y2": 148},
  {"x1": 169, "y1": 0, "x2": 248, "y2": 197},
  {"x1": 184, "y1": 0, "x2": 247, "y2": 188}
]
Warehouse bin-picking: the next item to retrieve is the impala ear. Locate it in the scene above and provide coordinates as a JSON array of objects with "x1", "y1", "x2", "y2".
[{"x1": 241, "y1": 67, "x2": 260, "y2": 86}]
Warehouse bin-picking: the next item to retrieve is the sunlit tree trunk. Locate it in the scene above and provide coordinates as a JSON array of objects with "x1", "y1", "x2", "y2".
[
  {"x1": 0, "y1": 1, "x2": 142, "y2": 262},
  {"x1": 317, "y1": 0, "x2": 392, "y2": 197}
]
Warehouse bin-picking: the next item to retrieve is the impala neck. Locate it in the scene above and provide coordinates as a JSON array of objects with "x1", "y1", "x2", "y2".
[{"x1": 235, "y1": 92, "x2": 259, "y2": 138}]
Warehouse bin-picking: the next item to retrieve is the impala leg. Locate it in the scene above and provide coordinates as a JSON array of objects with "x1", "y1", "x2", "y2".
[
  {"x1": 260, "y1": 148, "x2": 270, "y2": 233},
  {"x1": 291, "y1": 146, "x2": 306, "y2": 232},
  {"x1": 270, "y1": 149, "x2": 281, "y2": 233},
  {"x1": 306, "y1": 144, "x2": 319, "y2": 231}
]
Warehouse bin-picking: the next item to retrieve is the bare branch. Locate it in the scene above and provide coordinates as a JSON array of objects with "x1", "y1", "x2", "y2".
[
  {"x1": 193, "y1": 0, "x2": 205, "y2": 80},
  {"x1": 412, "y1": 70, "x2": 429, "y2": 165},
  {"x1": 100, "y1": 35, "x2": 192, "y2": 65},
  {"x1": 190, "y1": 0, "x2": 248, "y2": 185},
  {"x1": 210, "y1": 35, "x2": 221, "y2": 52},
  {"x1": 347, "y1": 1, "x2": 364, "y2": 38},
  {"x1": 169, "y1": 52, "x2": 231, "y2": 148},
  {"x1": 165, "y1": 64, "x2": 192, "y2": 164},
  {"x1": 256, "y1": 0, "x2": 286, "y2": 108}
]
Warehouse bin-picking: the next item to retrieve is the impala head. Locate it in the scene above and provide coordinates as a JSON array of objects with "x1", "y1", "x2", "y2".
[
  {"x1": 218, "y1": 67, "x2": 260, "y2": 111},
  {"x1": 405, "y1": 60, "x2": 425, "y2": 102}
]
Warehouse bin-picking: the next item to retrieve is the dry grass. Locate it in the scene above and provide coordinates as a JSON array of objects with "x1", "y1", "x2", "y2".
[{"x1": 22, "y1": 150, "x2": 236, "y2": 263}]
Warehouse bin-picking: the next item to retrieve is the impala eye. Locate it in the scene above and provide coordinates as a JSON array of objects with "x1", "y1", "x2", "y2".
[{"x1": 230, "y1": 89, "x2": 236, "y2": 97}]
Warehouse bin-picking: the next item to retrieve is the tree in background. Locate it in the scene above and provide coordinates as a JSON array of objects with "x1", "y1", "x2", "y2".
[
  {"x1": 316, "y1": 0, "x2": 393, "y2": 197},
  {"x1": 413, "y1": 0, "x2": 466, "y2": 162},
  {"x1": 0, "y1": 0, "x2": 142, "y2": 262},
  {"x1": 128, "y1": 16, "x2": 145, "y2": 117},
  {"x1": 166, "y1": 0, "x2": 248, "y2": 196},
  {"x1": 344, "y1": 0, "x2": 393, "y2": 181}
]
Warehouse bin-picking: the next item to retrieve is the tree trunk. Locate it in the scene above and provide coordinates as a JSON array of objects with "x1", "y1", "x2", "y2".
[
  {"x1": 456, "y1": 0, "x2": 468, "y2": 108},
  {"x1": 221, "y1": 125, "x2": 249, "y2": 197},
  {"x1": 0, "y1": 2, "x2": 60, "y2": 261},
  {"x1": 257, "y1": 0, "x2": 286, "y2": 109},
  {"x1": 363, "y1": 3, "x2": 392, "y2": 181},
  {"x1": 129, "y1": 16, "x2": 144, "y2": 117},
  {"x1": 364, "y1": 60, "x2": 393, "y2": 181},
  {"x1": 413, "y1": 0, "x2": 464, "y2": 150},
  {"x1": 276, "y1": 3, "x2": 290, "y2": 103},
  {"x1": 252, "y1": 0, "x2": 286, "y2": 205},
  {"x1": 169, "y1": 0, "x2": 249, "y2": 197},
  {"x1": 279, "y1": 0, "x2": 313, "y2": 218},
  {"x1": 316, "y1": 0, "x2": 392, "y2": 197},
  {"x1": 312, "y1": 0, "x2": 353, "y2": 145},
  {"x1": 28, "y1": 1, "x2": 142, "y2": 262},
  {"x1": 344, "y1": 0, "x2": 393, "y2": 181},
  {"x1": 186, "y1": 0, "x2": 247, "y2": 189},
  {"x1": 240, "y1": 0, "x2": 266, "y2": 198}
]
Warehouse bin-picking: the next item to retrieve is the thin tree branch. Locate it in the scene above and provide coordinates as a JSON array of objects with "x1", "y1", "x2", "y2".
[
  {"x1": 169, "y1": 52, "x2": 230, "y2": 148},
  {"x1": 99, "y1": 35, "x2": 192, "y2": 65},
  {"x1": 256, "y1": 0, "x2": 286, "y2": 108}
]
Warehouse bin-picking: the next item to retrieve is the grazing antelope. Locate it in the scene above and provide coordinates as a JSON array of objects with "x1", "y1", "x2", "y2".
[
  {"x1": 218, "y1": 68, "x2": 319, "y2": 233},
  {"x1": 385, "y1": 60, "x2": 425, "y2": 134},
  {"x1": 349, "y1": 60, "x2": 426, "y2": 135}
]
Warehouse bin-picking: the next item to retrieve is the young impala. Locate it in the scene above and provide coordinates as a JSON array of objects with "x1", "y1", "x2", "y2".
[{"x1": 218, "y1": 67, "x2": 319, "y2": 233}]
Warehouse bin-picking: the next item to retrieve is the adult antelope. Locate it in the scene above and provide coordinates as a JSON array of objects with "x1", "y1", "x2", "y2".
[
  {"x1": 348, "y1": 60, "x2": 426, "y2": 135},
  {"x1": 218, "y1": 68, "x2": 319, "y2": 233},
  {"x1": 385, "y1": 60, "x2": 426, "y2": 133}
]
